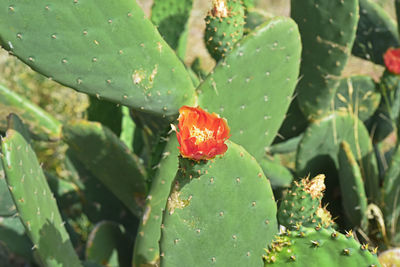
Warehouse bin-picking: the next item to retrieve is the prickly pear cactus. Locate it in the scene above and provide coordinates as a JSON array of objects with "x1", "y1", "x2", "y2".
[
  {"x1": 353, "y1": 0, "x2": 400, "y2": 65},
  {"x1": 0, "y1": 84, "x2": 61, "y2": 141},
  {"x1": 338, "y1": 141, "x2": 368, "y2": 230},
  {"x1": 0, "y1": 125, "x2": 82, "y2": 266},
  {"x1": 198, "y1": 16, "x2": 301, "y2": 162},
  {"x1": 204, "y1": 0, "x2": 245, "y2": 61},
  {"x1": 278, "y1": 175, "x2": 326, "y2": 229},
  {"x1": 263, "y1": 227, "x2": 381, "y2": 266},
  {"x1": 133, "y1": 134, "x2": 180, "y2": 267},
  {"x1": 160, "y1": 141, "x2": 277, "y2": 267},
  {"x1": 334, "y1": 76, "x2": 381, "y2": 121},
  {"x1": 0, "y1": 0, "x2": 196, "y2": 116},
  {"x1": 151, "y1": 0, "x2": 193, "y2": 59},
  {"x1": 291, "y1": 0, "x2": 359, "y2": 119}
]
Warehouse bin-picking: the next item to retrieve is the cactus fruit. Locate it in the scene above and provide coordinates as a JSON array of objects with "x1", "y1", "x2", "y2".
[
  {"x1": 263, "y1": 227, "x2": 381, "y2": 266},
  {"x1": 160, "y1": 141, "x2": 277, "y2": 267},
  {"x1": 0, "y1": 124, "x2": 82, "y2": 266},
  {"x1": 204, "y1": 0, "x2": 245, "y2": 61},
  {"x1": 278, "y1": 175, "x2": 326, "y2": 229},
  {"x1": 291, "y1": 0, "x2": 359, "y2": 120}
]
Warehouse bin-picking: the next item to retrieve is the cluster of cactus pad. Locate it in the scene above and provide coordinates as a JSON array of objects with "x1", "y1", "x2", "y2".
[{"x1": 3, "y1": 0, "x2": 400, "y2": 266}]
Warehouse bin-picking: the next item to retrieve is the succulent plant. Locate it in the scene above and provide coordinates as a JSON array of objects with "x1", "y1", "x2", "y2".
[{"x1": 3, "y1": 0, "x2": 400, "y2": 266}]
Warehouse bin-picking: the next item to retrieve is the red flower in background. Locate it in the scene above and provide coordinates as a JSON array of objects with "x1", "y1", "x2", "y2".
[
  {"x1": 176, "y1": 106, "x2": 230, "y2": 161},
  {"x1": 384, "y1": 48, "x2": 400, "y2": 74}
]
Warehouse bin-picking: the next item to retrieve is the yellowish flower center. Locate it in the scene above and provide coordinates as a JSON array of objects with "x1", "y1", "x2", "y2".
[
  {"x1": 190, "y1": 126, "x2": 214, "y2": 145},
  {"x1": 212, "y1": 0, "x2": 228, "y2": 18}
]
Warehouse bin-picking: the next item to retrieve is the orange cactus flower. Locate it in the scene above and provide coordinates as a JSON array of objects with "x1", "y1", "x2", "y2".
[
  {"x1": 176, "y1": 106, "x2": 230, "y2": 161},
  {"x1": 384, "y1": 48, "x2": 400, "y2": 74}
]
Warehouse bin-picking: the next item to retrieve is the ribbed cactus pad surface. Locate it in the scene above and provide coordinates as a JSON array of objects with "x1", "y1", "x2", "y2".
[
  {"x1": 160, "y1": 141, "x2": 277, "y2": 267},
  {"x1": 0, "y1": 0, "x2": 196, "y2": 116},
  {"x1": 198, "y1": 16, "x2": 301, "y2": 162},
  {"x1": 1, "y1": 129, "x2": 82, "y2": 267}
]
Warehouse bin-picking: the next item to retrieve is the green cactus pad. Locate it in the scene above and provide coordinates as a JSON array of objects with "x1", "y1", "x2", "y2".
[
  {"x1": 338, "y1": 141, "x2": 368, "y2": 230},
  {"x1": 366, "y1": 70, "x2": 400, "y2": 143},
  {"x1": 269, "y1": 135, "x2": 303, "y2": 155},
  {"x1": 264, "y1": 227, "x2": 381, "y2": 266},
  {"x1": 1, "y1": 129, "x2": 81, "y2": 266},
  {"x1": 278, "y1": 175, "x2": 325, "y2": 229},
  {"x1": 0, "y1": 84, "x2": 61, "y2": 141},
  {"x1": 334, "y1": 76, "x2": 381, "y2": 121},
  {"x1": 0, "y1": 157, "x2": 16, "y2": 216},
  {"x1": 204, "y1": 0, "x2": 245, "y2": 61},
  {"x1": 87, "y1": 97, "x2": 122, "y2": 136},
  {"x1": 353, "y1": 0, "x2": 399, "y2": 65},
  {"x1": 244, "y1": 9, "x2": 270, "y2": 32},
  {"x1": 291, "y1": 0, "x2": 359, "y2": 120},
  {"x1": 151, "y1": 0, "x2": 193, "y2": 59},
  {"x1": 119, "y1": 106, "x2": 135, "y2": 150},
  {"x1": 296, "y1": 112, "x2": 379, "y2": 204},
  {"x1": 0, "y1": 216, "x2": 33, "y2": 261},
  {"x1": 133, "y1": 134, "x2": 180, "y2": 267},
  {"x1": 85, "y1": 221, "x2": 126, "y2": 266},
  {"x1": 63, "y1": 120, "x2": 147, "y2": 217},
  {"x1": 259, "y1": 157, "x2": 293, "y2": 188},
  {"x1": 160, "y1": 141, "x2": 278, "y2": 267},
  {"x1": 198, "y1": 16, "x2": 301, "y2": 162},
  {"x1": 383, "y1": 146, "x2": 400, "y2": 244},
  {"x1": 275, "y1": 99, "x2": 308, "y2": 143},
  {"x1": 0, "y1": 0, "x2": 196, "y2": 116}
]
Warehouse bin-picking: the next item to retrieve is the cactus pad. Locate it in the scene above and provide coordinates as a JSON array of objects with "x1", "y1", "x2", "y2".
[
  {"x1": 160, "y1": 141, "x2": 277, "y2": 266},
  {"x1": 62, "y1": 120, "x2": 147, "y2": 217},
  {"x1": 353, "y1": 0, "x2": 400, "y2": 65},
  {"x1": 133, "y1": 134, "x2": 180, "y2": 267},
  {"x1": 291, "y1": 0, "x2": 359, "y2": 119},
  {"x1": 198, "y1": 16, "x2": 301, "y2": 162},
  {"x1": 264, "y1": 227, "x2": 381, "y2": 266},
  {"x1": 1, "y1": 129, "x2": 82, "y2": 266},
  {"x1": 0, "y1": 84, "x2": 61, "y2": 141},
  {"x1": 338, "y1": 141, "x2": 368, "y2": 230},
  {"x1": 0, "y1": 0, "x2": 196, "y2": 116}
]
